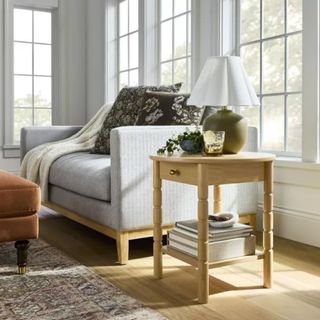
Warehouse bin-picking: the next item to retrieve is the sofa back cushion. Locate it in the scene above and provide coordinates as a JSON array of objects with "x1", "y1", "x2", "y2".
[
  {"x1": 135, "y1": 91, "x2": 202, "y2": 126},
  {"x1": 92, "y1": 83, "x2": 182, "y2": 154}
]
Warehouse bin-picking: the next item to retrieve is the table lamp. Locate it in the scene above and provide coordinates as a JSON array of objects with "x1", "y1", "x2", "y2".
[{"x1": 188, "y1": 56, "x2": 259, "y2": 154}]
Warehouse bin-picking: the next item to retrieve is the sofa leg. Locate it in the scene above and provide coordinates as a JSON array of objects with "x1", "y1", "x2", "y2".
[
  {"x1": 116, "y1": 232, "x2": 129, "y2": 265},
  {"x1": 15, "y1": 240, "x2": 30, "y2": 274}
]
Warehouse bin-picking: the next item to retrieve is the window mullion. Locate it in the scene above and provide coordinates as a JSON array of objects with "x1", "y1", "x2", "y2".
[
  {"x1": 116, "y1": 3, "x2": 120, "y2": 92},
  {"x1": 172, "y1": 17, "x2": 175, "y2": 83},
  {"x1": 138, "y1": 0, "x2": 143, "y2": 85},
  {"x1": 127, "y1": 0, "x2": 130, "y2": 85},
  {"x1": 32, "y1": 9, "x2": 35, "y2": 126},
  {"x1": 239, "y1": 30, "x2": 302, "y2": 48},
  {"x1": 259, "y1": 0, "x2": 263, "y2": 149},
  {"x1": 186, "y1": 11, "x2": 189, "y2": 91},
  {"x1": 284, "y1": 0, "x2": 288, "y2": 151}
]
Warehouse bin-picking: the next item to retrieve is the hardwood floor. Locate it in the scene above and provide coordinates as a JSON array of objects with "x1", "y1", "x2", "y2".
[{"x1": 39, "y1": 207, "x2": 320, "y2": 320}]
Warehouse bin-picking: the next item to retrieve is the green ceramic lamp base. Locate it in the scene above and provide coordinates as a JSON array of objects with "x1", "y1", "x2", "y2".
[{"x1": 202, "y1": 107, "x2": 248, "y2": 154}]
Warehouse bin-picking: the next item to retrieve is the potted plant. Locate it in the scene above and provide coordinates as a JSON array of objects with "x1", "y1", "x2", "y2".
[{"x1": 157, "y1": 128, "x2": 204, "y2": 155}]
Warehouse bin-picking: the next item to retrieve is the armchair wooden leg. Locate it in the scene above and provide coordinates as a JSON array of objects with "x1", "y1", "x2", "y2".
[
  {"x1": 15, "y1": 240, "x2": 30, "y2": 274},
  {"x1": 116, "y1": 232, "x2": 129, "y2": 265}
]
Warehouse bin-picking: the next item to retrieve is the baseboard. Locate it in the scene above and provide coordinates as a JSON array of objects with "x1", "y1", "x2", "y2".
[{"x1": 257, "y1": 203, "x2": 320, "y2": 248}]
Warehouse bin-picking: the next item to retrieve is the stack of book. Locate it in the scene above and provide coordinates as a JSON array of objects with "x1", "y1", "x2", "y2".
[{"x1": 167, "y1": 220, "x2": 256, "y2": 262}]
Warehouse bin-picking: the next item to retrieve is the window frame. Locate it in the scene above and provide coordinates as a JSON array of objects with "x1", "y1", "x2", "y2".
[
  {"x1": 4, "y1": 0, "x2": 58, "y2": 147},
  {"x1": 158, "y1": 0, "x2": 192, "y2": 91},
  {"x1": 113, "y1": 0, "x2": 195, "y2": 95},
  {"x1": 106, "y1": 0, "x2": 224, "y2": 105},
  {"x1": 116, "y1": 0, "x2": 141, "y2": 90},
  {"x1": 236, "y1": 0, "x2": 303, "y2": 157}
]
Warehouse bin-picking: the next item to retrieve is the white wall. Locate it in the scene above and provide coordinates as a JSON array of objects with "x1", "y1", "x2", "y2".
[
  {"x1": 192, "y1": 0, "x2": 221, "y2": 83},
  {"x1": 256, "y1": 161, "x2": 320, "y2": 248},
  {"x1": 57, "y1": 0, "x2": 87, "y2": 125},
  {"x1": 86, "y1": 0, "x2": 106, "y2": 120},
  {"x1": 0, "y1": 0, "x2": 21, "y2": 172}
]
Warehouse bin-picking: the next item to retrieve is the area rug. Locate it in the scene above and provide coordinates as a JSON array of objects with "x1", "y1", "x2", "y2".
[{"x1": 0, "y1": 240, "x2": 165, "y2": 320}]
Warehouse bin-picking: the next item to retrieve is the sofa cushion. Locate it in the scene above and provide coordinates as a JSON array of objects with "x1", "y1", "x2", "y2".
[
  {"x1": 0, "y1": 170, "x2": 40, "y2": 218},
  {"x1": 92, "y1": 83, "x2": 182, "y2": 154},
  {"x1": 49, "y1": 152, "x2": 111, "y2": 202}
]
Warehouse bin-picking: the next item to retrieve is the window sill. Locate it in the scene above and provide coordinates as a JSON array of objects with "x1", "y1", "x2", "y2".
[
  {"x1": 2, "y1": 145, "x2": 20, "y2": 159},
  {"x1": 3, "y1": 144, "x2": 20, "y2": 150},
  {"x1": 275, "y1": 157, "x2": 320, "y2": 171}
]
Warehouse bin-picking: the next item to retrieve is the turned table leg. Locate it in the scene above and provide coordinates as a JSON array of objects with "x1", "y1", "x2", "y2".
[
  {"x1": 197, "y1": 164, "x2": 209, "y2": 303},
  {"x1": 214, "y1": 185, "x2": 221, "y2": 214},
  {"x1": 263, "y1": 161, "x2": 273, "y2": 288},
  {"x1": 153, "y1": 160, "x2": 163, "y2": 279},
  {"x1": 15, "y1": 240, "x2": 30, "y2": 274}
]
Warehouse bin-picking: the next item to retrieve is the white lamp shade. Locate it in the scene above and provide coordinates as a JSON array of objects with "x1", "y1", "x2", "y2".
[{"x1": 188, "y1": 56, "x2": 260, "y2": 107}]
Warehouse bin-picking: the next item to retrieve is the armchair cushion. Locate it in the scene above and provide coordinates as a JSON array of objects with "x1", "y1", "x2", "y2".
[
  {"x1": 92, "y1": 83, "x2": 182, "y2": 155},
  {"x1": 49, "y1": 152, "x2": 111, "y2": 201},
  {"x1": 0, "y1": 170, "x2": 40, "y2": 219}
]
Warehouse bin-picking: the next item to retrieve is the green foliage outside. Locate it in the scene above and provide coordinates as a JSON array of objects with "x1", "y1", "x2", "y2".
[
  {"x1": 14, "y1": 94, "x2": 52, "y2": 143},
  {"x1": 240, "y1": 0, "x2": 302, "y2": 153}
]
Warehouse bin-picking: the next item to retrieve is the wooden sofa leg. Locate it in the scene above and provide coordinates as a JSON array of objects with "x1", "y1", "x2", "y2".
[
  {"x1": 15, "y1": 240, "x2": 30, "y2": 274},
  {"x1": 116, "y1": 232, "x2": 129, "y2": 265}
]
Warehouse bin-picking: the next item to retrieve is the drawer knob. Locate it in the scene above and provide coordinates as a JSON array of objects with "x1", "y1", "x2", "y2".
[{"x1": 170, "y1": 169, "x2": 179, "y2": 175}]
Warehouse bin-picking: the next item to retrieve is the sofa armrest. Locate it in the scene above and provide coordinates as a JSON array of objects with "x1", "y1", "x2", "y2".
[
  {"x1": 20, "y1": 126, "x2": 83, "y2": 160},
  {"x1": 110, "y1": 126, "x2": 195, "y2": 230},
  {"x1": 110, "y1": 126, "x2": 258, "y2": 231}
]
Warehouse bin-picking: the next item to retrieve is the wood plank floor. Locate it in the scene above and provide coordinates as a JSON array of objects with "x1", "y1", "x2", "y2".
[{"x1": 39, "y1": 207, "x2": 320, "y2": 320}]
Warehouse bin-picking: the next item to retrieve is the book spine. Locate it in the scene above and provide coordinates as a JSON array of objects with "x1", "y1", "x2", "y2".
[
  {"x1": 169, "y1": 230, "x2": 252, "y2": 247},
  {"x1": 168, "y1": 235, "x2": 256, "y2": 262},
  {"x1": 208, "y1": 235, "x2": 256, "y2": 261},
  {"x1": 170, "y1": 228, "x2": 252, "y2": 242},
  {"x1": 167, "y1": 239, "x2": 197, "y2": 256},
  {"x1": 175, "y1": 222, "x2": 253, "y2": 237}
]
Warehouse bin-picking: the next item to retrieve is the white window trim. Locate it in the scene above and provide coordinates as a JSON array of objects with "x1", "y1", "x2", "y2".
[
  {"x1": 3, "y1": 0, "x2": 58, "y2": 148},
  {"x1": 157, "y1": 1, "x2": 192, "y2": 90},
  {"x1": 105, "y1": 0, "x2": 119, "y2": 102},
  {"x1": 302, "y1": 0, "x2": 320, "y2": 163}
]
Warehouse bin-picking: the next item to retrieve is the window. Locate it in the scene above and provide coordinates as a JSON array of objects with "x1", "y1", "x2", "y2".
[
  {"x1": 159, "y1": 0, "x2": 192, "y2": 92},
  {"x1": 113, "y1": 0, "x2": 194, "y2": 94},
  {"x1": 13, "y1": 8, "x2": 53, "y2": 144},
  {"x1": 4, "y1": 0, "x2": 57, "y2": 147},
  {"x1": 118, "y1": 0, "x2": 139, "y2": 89},
  {"x1": 238, "y1": 0, "x2": 302, "y2": 155}
]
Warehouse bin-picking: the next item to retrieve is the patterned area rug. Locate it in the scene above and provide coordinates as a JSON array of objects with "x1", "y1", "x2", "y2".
[{"x1": 0, "y1": 240, "x2": 165, "y2": 320}]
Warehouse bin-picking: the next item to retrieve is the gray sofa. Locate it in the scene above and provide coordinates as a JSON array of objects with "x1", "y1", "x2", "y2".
[{"x1": 21, "y1": 125, "x2": 258, "y2": 264}]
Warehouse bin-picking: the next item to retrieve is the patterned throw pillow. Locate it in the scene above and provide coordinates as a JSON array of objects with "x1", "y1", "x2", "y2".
[
  {"x1": 92, "y1": 83, "x2": 182, "y2": 154},
  {"x1": 135, "y1": 91, "x2": 202, "y2": 126}
]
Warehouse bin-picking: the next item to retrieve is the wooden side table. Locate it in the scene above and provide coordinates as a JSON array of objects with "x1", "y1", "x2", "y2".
[{"x1": 150, "y1": 152, "x2": 275, "y2": 304}]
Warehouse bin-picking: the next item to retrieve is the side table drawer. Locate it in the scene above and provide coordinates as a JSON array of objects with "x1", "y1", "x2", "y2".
[{"x1": 159, "y1": 162, "x2": 197, "y2": 185}]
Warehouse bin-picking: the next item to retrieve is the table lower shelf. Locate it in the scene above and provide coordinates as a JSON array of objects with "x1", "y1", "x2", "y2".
[{"x1": 162, "y1": 245, "x2": 264, "y2": 269}]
